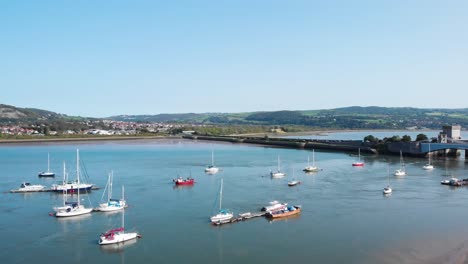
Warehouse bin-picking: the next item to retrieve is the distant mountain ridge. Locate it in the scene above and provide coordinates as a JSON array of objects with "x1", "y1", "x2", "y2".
[
  {"x1": 109, "y1": 106, "x2": 468, "y2": 129},
  {"x1": 3, "y1": 103, "x2": 468, "y2": 130},
  {"x1": 0, "y1": 104, "x2": 69, "y2": 123}
]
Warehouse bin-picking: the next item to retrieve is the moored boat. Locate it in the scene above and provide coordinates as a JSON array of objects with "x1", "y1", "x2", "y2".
[
  {"x1": 265, "y1": 205, "x2": 301, "y2": 218},
  {"x1": 99, "y1": 197, "x2": 141, "y2": 245},
  {"x1": 173, "y1": 177, "x2": 195, "y2": 185},
  {"x1": 352, "y1": 149, "x2": 364, "y2": 167},
  {"x1": 38, "y1": 153, "x2": 55, "y2": 177},
  {"x1": 303, "y1": 150, "x2": 319, "y2": 172},
  {"x1": 261, "y1": 201, "x2": 288, "y2": 212},
  {"x1": 53, "y1": 152, "x2": 93, "y2": 217},
  {"x1": 205, "y1": 150, "x2": 219, "y2": 174},
  {"x1": 11, "y1": 182, "x2": 45, "y2": 192},
  {"x1": 95, "y1": 173, "x2": 126, "y2": 212},
  {"x1": 210, "y1": 178, "x2": 234, "y2": 225},
  {"x1": 270, "y1": 156, "x2": 286, "y2": 178},
  {"x1": 288, "y1": 180, "x2": 301, "y2": 186}
]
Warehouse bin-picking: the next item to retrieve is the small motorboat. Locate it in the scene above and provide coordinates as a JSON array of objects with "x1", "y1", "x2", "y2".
[
  {"x1": 383, "y1": 186, "x2": 392, "y2": 195},
  {"x1": 288, "y1": 180, "x2": 301, "y2": 186},
  {"x1": 441, "y1": 179, "x2": 450, "y2": 185},
  {"x1": 11, "y1": 182, "x2": 46, "y2": 192},
  {"x1": 266, "y1": 205, "x2": 301, "y2": 218},
  {"x1": 261, "y1": 201, "x2": 288, "y2": 212},
  {"x1": 173, "y1": 177, "x2": 195, "y2": 185}
]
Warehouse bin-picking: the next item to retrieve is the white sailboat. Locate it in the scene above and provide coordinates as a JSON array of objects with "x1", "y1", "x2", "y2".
[
  {"x1": 38, "y1": 153, "x2": 55, "y2": 177},
  {"x1": 205, "y1": 150, "x2": 219, "y2": 174},
  {"x1": 99, "y1": 187, "x2": 140, "y2": 245},
  {"x1": 303, "y1": 149, "x2": 319, "y2": 172},
  {"x1": 423, "y1": 143, "x2": 434, "y2": 170},
  {"x1": 352, "y1": 148, "x2": 364, "y2": 166},
  {"x1": 394, "y1": 150, "x2": 407, "y2": 176},
  {"x1": 210, "y1": 178, "x2": 233, "y2": 225},
  {"x1": 383, "y1": 167, "x2": 392, "y2": 195},
  {"x1": 288, "y1": 169, "x2": 301, "y2": 186},
  {"x1": 54, "y1": 151, "x2": 93, "y2": 217},
  {"x1": 270, "y1": 156, "x2": 286, "y2": 178},
  {"x1": 95, "y1": 171, "x2": 126, "y2": 212}
]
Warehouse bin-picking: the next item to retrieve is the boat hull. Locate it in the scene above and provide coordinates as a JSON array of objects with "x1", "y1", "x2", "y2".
[
  {"x1": 205, "y1": 168, "x2": 219, "y2": 174},
  {"x1": 95, "y1": 202, "x2": 126, "y2": 212},
  {"x1": 303, "y1": 167, "x2": 319, "y2": 172},
  {"x1": 266, "y1": 206, "x2": 301, "y2": 218},
  {"x1": 352, "y1": 162, "x2": 364, "y2": 167},
  {"x1": 38, "y1": 172, "x2": 55, "y2": 177},
  {"x1": 270, "y1": 172, "x2": 285, "y2": 178},
  {"x1": 51, "y1": 184, "x2": 93, "y2": 193},
  {"x1": 55, "y1": 207, "x2": 93, "y2": 217},
  {"x1": 99, "y1": 232, "x2": 139, "y2": 245}
]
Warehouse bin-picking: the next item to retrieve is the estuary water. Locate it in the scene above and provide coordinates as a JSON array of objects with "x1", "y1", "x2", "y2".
[{"x1": 1, "y1": 135, "x2": 468, "y2": 264}]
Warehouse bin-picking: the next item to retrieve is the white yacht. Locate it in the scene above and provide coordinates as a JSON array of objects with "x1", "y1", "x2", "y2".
[
  {"x1": 394, "y1": 151, "x2": 407, "y2": 176},
  {"x1": 95, "y1": 172, "x2": 126, "y2": 212},
  {"x1": 210, "y1": 179, "x2": 233, "y2": 225},
  {"x1": 99, "y1": 197, "x2": 140, "y2": 245},
  {"x1": 270, "y1": 156, "x2": 285, "y2": 178},
  {"x1": 303, "y1": 150, "x2": 319, "y2": 172},
  {"x1": 38, "y1": 153, "x2": 55, "y2": 177},
  {"x1": 423, "y1": 143, "x2": 434, "y2": 170},
  {"x1": 11, "y1": 182, "x2": 45, "y2": 192},
  {"x1": 205, "y1": 150, "x2": 219, "y2": 174},
  {"x1": 54, "y1": 152, "x2": 93, "y2": 217}
]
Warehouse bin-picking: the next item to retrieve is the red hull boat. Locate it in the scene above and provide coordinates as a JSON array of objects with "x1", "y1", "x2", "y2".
[{"x1": 173, "y1": 177, "x2": 195, "y2": 185}]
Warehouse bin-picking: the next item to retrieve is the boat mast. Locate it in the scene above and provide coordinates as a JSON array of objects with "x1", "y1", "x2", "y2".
[
  {"x1": 211, "y1": 150, "x2": 215, "y2": 167},
  {"x1": 122, "y1": 185, "x2": 125, "y2": 233},
  {"x1": 77, "y1": 149, "x2": 80, "y2": 205},
  {"x1": 63, "y1": 161, "x2": 66, "y2": 207},
  {"x1": 312, "y1": 149, "x2": 316, "y2": 167},
  {"x1": 47, "y1": 153, "x2": 50, "y2": 172},
  {"x1": 219, "y1": 178, "x2": 223, "y2": 211},
  {"x1": 108, "y1": 171, "x2": 113, "y2": 202},
  {"x1": 277, "y1": 156, "x2": 281, "y2": 172},
  {"x1": 358, "y1": 148, "x2": 361, "y2": 162}
]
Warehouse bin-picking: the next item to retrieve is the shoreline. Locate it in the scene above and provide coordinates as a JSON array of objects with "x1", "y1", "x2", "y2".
[
  {"x1": 0, "y1": 129, "x2": 438, "y2": 145},
  {"x1": 233, "y1": 128, "x2": 437, "y2": 138},
  {"x1": 0, "y1": 135, "x2": 181, "y2": 145}
]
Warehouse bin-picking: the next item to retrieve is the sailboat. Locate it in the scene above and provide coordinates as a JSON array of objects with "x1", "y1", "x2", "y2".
[
  {"x1": 204, "y1": 150, "x2": 219, "y2": 174},
  {"x1": 288, "y1": 169, "x2": 301, "y2": 186},
  {"x1": 38, "y1": 153, "x2": 55, "y2": 177},
  {"x1": 352, "y1": 148, "x2": 364, "y2": 166},
  {"x1": 54, "y1": 156, "x2": 93, "y2": 217},
  {"x1": 99, "y1": 187, "x2": 140, "y2": 245},
  {"x1": 394, "y1": 150, "x2": 407, "y2": 176},
  {"x1": 423, "y1": 143, "x2": 434, "y2": 170},
  {"x1": 270, "y1": 156, "x2": 286, "y2": 178},
  {"x1": 50, "y1": 150, "x2": 93, "y2": 192},
  {"x1": 383, "y1": 167, "x2": 392, "y2": 195},
  {"x1": 210, "y1": 178, "x2": 233, "y2": 225},
  {"x1": 95, "y1": 171, "x2": 126, "y2": 212},
  {"x1": 303, "y1": 149, "x2": 319, "y2": 172}
]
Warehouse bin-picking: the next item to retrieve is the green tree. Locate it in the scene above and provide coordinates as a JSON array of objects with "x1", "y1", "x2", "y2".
[
  {"x1": 363, "y1": 135, "x2": 377, "y2": 142},
  {"x1": 401, "y1": 135, "x2": 411, "y2": 142},
  {"x1": 416, "y1": 133, "x2": 428, "y2": 141}
]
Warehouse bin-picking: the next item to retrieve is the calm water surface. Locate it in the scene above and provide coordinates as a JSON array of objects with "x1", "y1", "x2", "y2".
[{"x1": 1, "y1": 135, "x2": 468, "y2": 264}]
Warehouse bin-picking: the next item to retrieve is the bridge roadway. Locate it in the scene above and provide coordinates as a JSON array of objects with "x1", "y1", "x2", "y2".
[{"x1": 420, "y1": 141, "x2": 468, "y2": 153}]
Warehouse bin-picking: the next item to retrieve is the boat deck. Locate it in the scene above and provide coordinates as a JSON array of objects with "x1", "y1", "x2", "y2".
[
  {"x1": 9, "y1": 186, "x2": 100, "y2": 193},
  {"x1": 213, "y1": 212, "x2": 266, "y2": 226}
]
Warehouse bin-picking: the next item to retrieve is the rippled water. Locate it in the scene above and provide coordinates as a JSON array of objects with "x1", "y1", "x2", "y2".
[{"x1": 1, "y1": 136, "x2": 468, "y2": 264}]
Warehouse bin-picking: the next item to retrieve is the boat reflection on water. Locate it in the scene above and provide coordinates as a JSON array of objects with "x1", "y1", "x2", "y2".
[
  {"x1": 173, "y1": 184, "x2": 194, "y2": 190},
  {"x1": 99, "y1": 237, "x2": 138, "y2": 254}
]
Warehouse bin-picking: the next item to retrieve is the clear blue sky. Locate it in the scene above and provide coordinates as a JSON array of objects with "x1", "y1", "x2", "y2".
[{"x1": 1, "y1": 1, "x2": 467, "y2": 117}]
